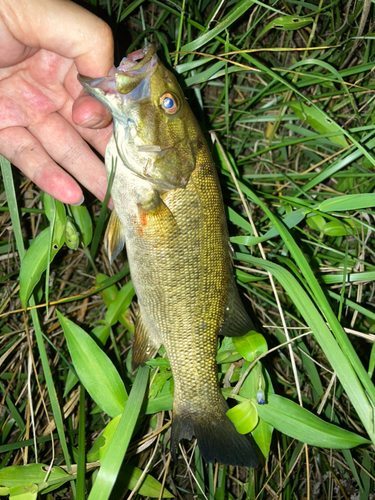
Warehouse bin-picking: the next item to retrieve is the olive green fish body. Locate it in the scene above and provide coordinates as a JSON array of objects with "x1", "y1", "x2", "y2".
[{"x1": 79, "y1": 45, "x2": 258, "y2": 467}]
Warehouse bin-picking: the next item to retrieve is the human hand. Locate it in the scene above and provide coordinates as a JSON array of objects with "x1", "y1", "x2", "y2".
[{"x1": 0, "y1": 0, "x2": 114, "y2": 205}]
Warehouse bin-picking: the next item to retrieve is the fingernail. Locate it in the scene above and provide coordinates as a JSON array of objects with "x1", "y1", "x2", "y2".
[{"x1": 72, "y1": 195, "x2": 85, "y2": 206}]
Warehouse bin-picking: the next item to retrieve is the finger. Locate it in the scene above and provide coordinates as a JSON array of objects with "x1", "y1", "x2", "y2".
[
  {"x1": 28, "y1": 111, "x2": 111, "y2": 201},
  {"x1": 58, "y1": 97, "x2": 113, "y2": 159},
  {"x1": 72, "y1": 91, "x2": 113, "y2": 129},
  {"x1": 2, "y1": 0, "x2": 114, "y2": 77},
  {"x1": 0, "y1": 126, "x2": 84, "y2": 205}
]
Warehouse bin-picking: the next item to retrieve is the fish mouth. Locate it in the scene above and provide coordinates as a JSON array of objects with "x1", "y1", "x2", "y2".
[
  {"x1": 79, "y1": 44, "x2": 176, "y2": 187},
  {"x1": 78, "y1": 43, "x2": 158, "y2": 103}
]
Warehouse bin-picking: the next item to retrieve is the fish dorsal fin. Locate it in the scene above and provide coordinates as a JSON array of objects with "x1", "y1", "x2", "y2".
[
  {"x1": 104, "y1": 209, "x2": 126, "y2": 264},
  {"x1": 131, "y1": 312, "x2": 161, "y2": 372},
  {"x1": 219, "y1": 277, "x2": 255, "y2": 337}
]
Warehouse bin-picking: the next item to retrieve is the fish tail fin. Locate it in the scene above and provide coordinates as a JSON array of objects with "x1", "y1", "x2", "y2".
[{"x1": 171, "y1": 403, "x2": 259, "y2": 468}]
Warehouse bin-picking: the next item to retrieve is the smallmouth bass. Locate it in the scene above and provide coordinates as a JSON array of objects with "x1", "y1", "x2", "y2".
[{"x1": 79, "y1": 44, "x2": 259, "y2": 468}]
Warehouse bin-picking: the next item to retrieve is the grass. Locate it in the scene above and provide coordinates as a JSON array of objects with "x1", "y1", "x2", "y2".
[{"x1": 1, "y1": 0, "x2": 375, "y2": 498}]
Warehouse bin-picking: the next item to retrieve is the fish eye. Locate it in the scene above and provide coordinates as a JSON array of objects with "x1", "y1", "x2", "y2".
[{"x1": 160, "y1": 93, "x2": 179, "y2": 114}]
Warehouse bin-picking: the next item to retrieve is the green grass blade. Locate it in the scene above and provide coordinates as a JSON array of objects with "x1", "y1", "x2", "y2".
[
  {"x1": 76, "y1": 387, "x2": 86, "y2": 500},
  {"x1": 1, "y1": 157, "x2": 73, "y2": 477},
  {"x1": 258, "y1": 395, "x2": 370, "y2": 449},
  {"x1": 87, "y1": 365, "x2": 149, "y2": 500},
  {"x1": 1, "y1": 157, "x2": 25, "y2": 259},
  {"x1": 237, "y1": 251, "x2": 375, "y2": 445},
  {"x1": 57, "y1": 311, "x2": 128, "y2": 418},
  {"x1": 181, "y1": 0, "x2": 255, "y2": 53}
]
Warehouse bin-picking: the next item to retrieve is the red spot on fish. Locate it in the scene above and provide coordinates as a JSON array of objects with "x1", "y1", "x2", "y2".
[
  {"x1": 133, "y1": 214, "x2": 144, "y2": 237},
  {"x1": 140, "y1": 213, "x2": 147, "y2": 227}
]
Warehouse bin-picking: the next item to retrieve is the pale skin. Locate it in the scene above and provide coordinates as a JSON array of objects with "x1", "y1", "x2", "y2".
[{"x1": 0, "y1": 0, "x2": 115, "y2": 205}]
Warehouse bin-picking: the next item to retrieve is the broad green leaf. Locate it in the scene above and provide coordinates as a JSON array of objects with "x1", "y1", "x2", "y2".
[
  {"x1": 100, "y1": 414, "x2": 121, "y2": 461},
  {"x1": 96, "y1": 273, "x2": 119, "y2": 307},
  {"x1": 217, "y1": 337, "x2": 242, "y2": 364},
  {"x1": 227, "y1": 400, "x2": 258, "y2": 434},
  {"x1": 258, "y1": 394, "x2": 370, "y2": 448},
  {"x1": 290, "y1": 101, "x2": 348, "y2": 147},
  {"x1": 252, "y1": 418, "x2": 274, "y2": 460},
  {"x1": 316, "y1": 194, "x2": 375, "y2": 212},
  {"x1": 87, "y1": 434, "x2": 106, "y2": 463},
  {"x1": 0, "y1": 464, "x2": 68, "y2": 488},
  {"x1": 241, "y1": 364, "x2": 274, "y2": 459},
  {"x1": 145, "y1": 379, "x2": 173, "y2": 414},
  {"x1": 146, "y1": 358, "x2": 170, "y2": 369},
  {"x1": 306, "y1": 214, "x2": 326, "y2": 232},
  {"x1": 91, "y1": 324, "x2": 112, "y2": 345},
  {"x1": 63, "y1": 324, "x2": 111, "y2": 398},
  {"x1": 19, "y1": 226, "x2": 64, "y2": 308},
  {"x1": 321, "y1": 220, "x2": 351, "y2": 236},
  {"x1": 149, "y1": 369, "x2": 173, "y2": 399},
  {"x1": 124, "y1": 466, "x2": 174, "y2": 498},
  {"x1": 232, "y1": 332, "x2": 268, "y2": 362},
  {"x1": 42, "y1": 194, "x2": 66, "y2": 224},
  {"x1": 105, "y1": 280, "x2": 135, "y2": 326},
  {"x1": 70, "y1": 204, "x2": 93, "y2": 246},
  {"x1": 260, "y1": 15, "x2": 313, "y2": 37},
  {"x1": 57, "y1": 311, "x2": 127, "y2": 418},
  {"x1": 9, "y1": 484, "x2": 38, "y2": 500}
]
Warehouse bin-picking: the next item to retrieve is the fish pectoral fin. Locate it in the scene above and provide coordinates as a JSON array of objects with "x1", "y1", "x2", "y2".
[
  {"x1": 219, "y1": 277, "x2": 255, "y2": 337},
  {"x1": 131, "y1": 312, "x2": 161, "y2": 371},
  {"x1": 137, "y1": 195, "x2": 178, "y2": 240},
  {"x1": 104, "y1": 209, "x2": 126, "y2": 264}
]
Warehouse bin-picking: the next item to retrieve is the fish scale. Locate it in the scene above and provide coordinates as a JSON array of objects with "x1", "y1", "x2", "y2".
[{"x1": 79, "y1": 43, "x2": 259, "y2": 468}]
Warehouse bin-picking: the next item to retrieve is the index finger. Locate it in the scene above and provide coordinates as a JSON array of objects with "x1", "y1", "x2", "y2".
[{"x1": 1, "y1": 0, "x2": 114, "y2": 77}]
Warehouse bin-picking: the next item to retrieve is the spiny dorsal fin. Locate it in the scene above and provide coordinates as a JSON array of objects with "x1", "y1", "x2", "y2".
[
  {"x1": 104, "y1": 209, "x2": 125, "y2": 264},
  {"x1": 131, "y1": 312, "x2": 161, "y2": 372}
]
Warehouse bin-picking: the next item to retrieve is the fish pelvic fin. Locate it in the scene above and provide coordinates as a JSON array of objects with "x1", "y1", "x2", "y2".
[
  {"x1": 131, "y1": 311, "x2": 161, "y2": 372},
  {"x1": 171, "y1": 401, "x2": 259, "y2": 468},
  {"x1": 104, "y1": 209, "x2": 126, "y2": 264}
]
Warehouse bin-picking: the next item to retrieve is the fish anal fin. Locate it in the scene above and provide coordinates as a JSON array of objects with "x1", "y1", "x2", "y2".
[
  {"x1": 104, "y1": 209, "x2": 126, "y2": 264},
  {"x1": 131, "y1": 313, "x2": 161, "y2": 372},
  {"x1": 171, "y1": 400, "x2": 259, "y2": 468},
  {"x1": 220, "y1": 277, "x2": 255, "y2": 337}
]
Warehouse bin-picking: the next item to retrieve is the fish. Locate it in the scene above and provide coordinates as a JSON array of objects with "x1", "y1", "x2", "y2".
[{"x1": 78, "y1": 43, "x2": 259, "y2": 468}]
